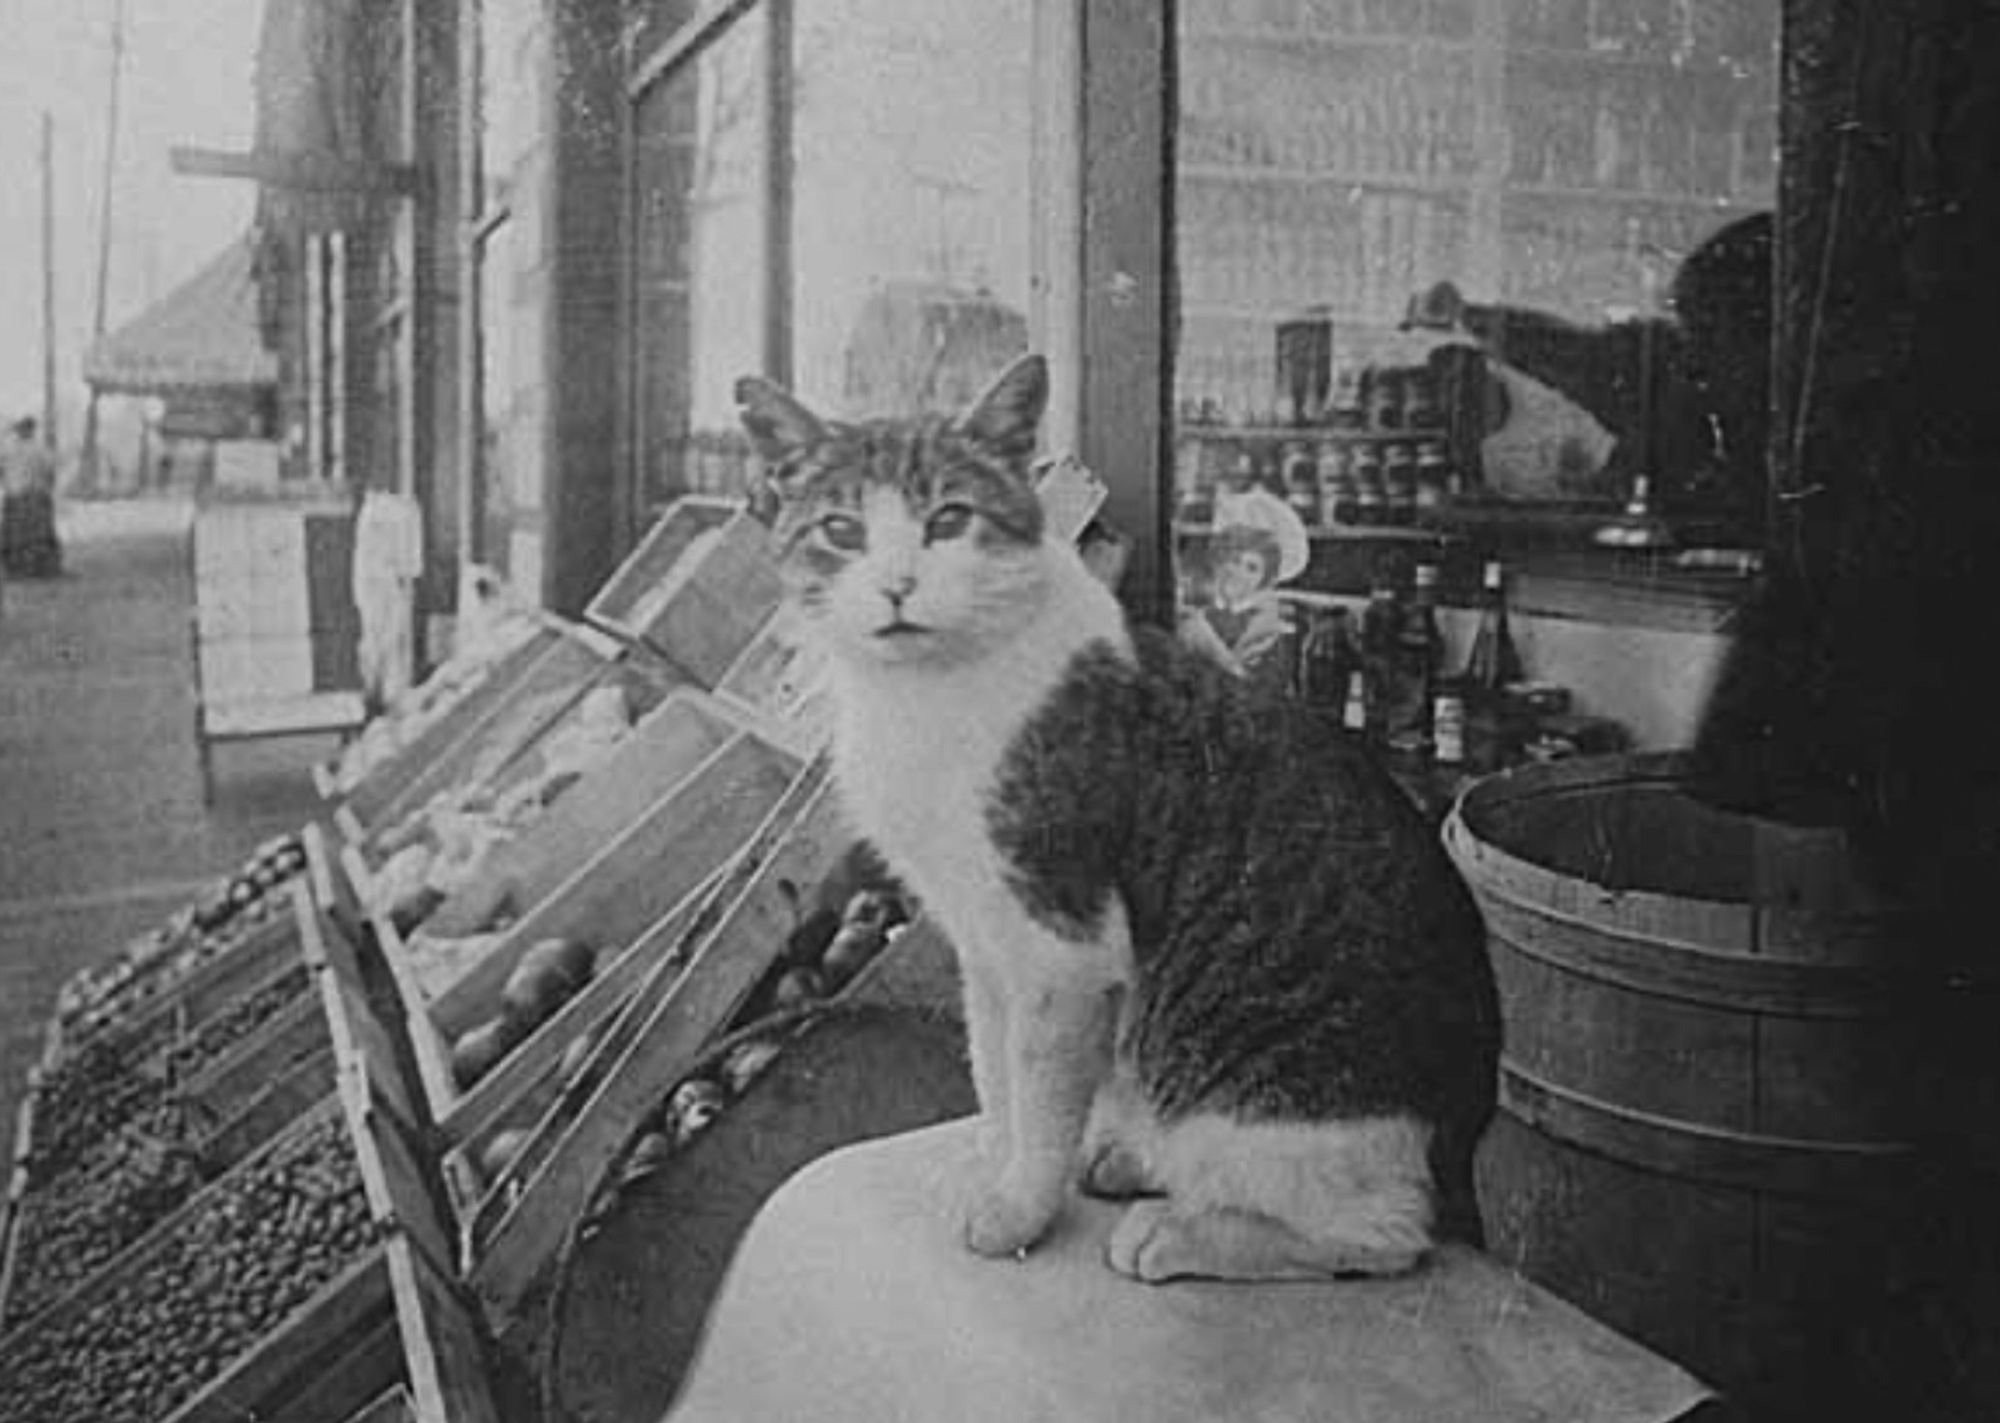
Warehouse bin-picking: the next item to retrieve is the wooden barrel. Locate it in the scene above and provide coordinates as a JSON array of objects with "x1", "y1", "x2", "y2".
[{"x1": 1443, "y1": 752, "x2": 1941, "y2": 1421}]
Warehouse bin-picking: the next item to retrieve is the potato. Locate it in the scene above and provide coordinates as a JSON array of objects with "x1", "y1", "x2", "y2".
[
  {"x1": 450, "y1": 1015, "x2": 527, "y2": 1090},
  {"x1": 478, "y1": 1127, "x2": 533, "y2": 1181}
]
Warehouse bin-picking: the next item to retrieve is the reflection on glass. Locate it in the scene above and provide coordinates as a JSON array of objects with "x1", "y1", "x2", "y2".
[
  {"x1": 1174, "y1": 0, "x2": 1780, "y2": 547},
  {"x1": 632, "y1": 7, "x2": 768, "y2": 515},
  {"x1": 790, "y1": 0, "x2": 1034, "y2": 419}
]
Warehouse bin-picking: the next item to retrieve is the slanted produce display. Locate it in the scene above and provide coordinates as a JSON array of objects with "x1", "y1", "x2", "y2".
[
  {"x1": 2, "y1": 893, "x2": 334, "y2": 1332},
  {"x1": 0, "y1": 878, "x2": 500, "y2": 1423},
  {"x1": 47, "y1": 834, "x2": 308, "y2": 1060},
  {"x1": 3, "y1": 492, "x2": 959, "y2": 1414}
]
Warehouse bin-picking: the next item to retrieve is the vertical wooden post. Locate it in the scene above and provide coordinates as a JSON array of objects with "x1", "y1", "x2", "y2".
[
  {"x1": 1079, "y1": 0, "x2": 1174, "y2": 627},
  {"x1": 40, "y1": 111, "x2": 58, "y2": 451}
]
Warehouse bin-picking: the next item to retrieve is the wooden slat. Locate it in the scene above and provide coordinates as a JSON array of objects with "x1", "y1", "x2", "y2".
[
  {"x1": 267, "y1": 1318, "x2": 404, "y2": 1423},
  {"x1": 470, "y1": 767, "x2": 848, "y2": 1318},
  {"x1": 200, "y1": 1047, "x2": 340, "y2": 1166},
  {"x1": 339, "y1": 1383, "x2": 417, "y2": 1423},
  {"x1": 340, "y1": 626, "x2": 562, "y2": 826},
  {"x1": 441, "y1": 865, "x2": 725, "y2": 1148},
  {"x1": 344, "y1": 845, "x2": 461, "y2": 1130},
  {"x1": 335, "y1": 1065, "x2": 454, "y2": 1281},
  {"x1": 181, "y1": 987, "x2": 331, "y2": 1128},
  {"x1": 390, "y1": 1237, "x2": 502, "y2": 1423}
]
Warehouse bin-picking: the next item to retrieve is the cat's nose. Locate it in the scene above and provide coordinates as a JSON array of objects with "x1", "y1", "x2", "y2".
[{"x1": 882, "y1": 572, "x2": 916, "y2": 607}]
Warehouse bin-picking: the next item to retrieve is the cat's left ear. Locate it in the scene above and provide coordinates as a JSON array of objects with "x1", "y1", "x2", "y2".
[
  {"x1": 735, "y1": 375, "x2": 828, "y2": 470},
  {"x1": 955, "y1": 354, "x2": 1048, "y2": 464}
]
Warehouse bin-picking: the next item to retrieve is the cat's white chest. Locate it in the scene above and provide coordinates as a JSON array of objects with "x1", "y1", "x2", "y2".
[{"x1": 832, "y1": 674, "x2": 1015, "y2": 911}]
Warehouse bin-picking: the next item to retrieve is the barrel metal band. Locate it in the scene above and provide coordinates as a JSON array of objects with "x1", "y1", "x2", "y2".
[{"x1": 1498, "y1": 1063, "x2": 1914, "y2": 1198}]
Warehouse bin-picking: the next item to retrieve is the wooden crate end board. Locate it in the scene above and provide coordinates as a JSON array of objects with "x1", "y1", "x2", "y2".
[
  {"x1": 335, "y1": 1065, "x2": 455, "y2": 1280},
  {"x1": 389, "y1": 1236, "x2": 503, "y2": 1423},
  {"x1": 340, "y1": 846, "x2": 460, "y2": 1128}
]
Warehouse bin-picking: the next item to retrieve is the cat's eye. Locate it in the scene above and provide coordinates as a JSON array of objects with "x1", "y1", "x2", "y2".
[
  {"x1": 924, "y1": 503, "x2": 976, "y2": 543},
  {"x1": 817, "y1": 513, "x2": 866, "y2": 552}
]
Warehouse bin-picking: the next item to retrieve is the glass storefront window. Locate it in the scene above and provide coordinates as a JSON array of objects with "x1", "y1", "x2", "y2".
[
  {"x1": 1172, "y1": 0, "x2": 1780, "y2": 570},
  {"x1": 788, "y1": 0, "x2": 1036, "y2": 420},
  {"x1": 631, "y1": 7, "x2": 769, "y2": 517}
]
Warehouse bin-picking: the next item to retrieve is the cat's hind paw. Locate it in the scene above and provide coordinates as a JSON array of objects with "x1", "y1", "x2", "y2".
[
  {"x1": 1105, "y1": 1200, "x2": 1427, "y2": 1284},
  {"x1": 1081, "y1": 1139, "x2": 1158, "y2": 1200}
]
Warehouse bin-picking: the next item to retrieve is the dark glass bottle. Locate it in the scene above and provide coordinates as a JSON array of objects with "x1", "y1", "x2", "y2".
[
  {"x1": 1359, "y1": 566, "x2": 1403, "y2": 741},
  {"x1": 1389, "y1": 560, "x2": 1444, "y2": 753},
  {"x1": 1298, "y1": 606, "x2": 1358, "y2": 713}
]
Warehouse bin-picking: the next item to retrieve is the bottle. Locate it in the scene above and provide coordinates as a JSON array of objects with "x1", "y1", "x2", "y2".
[
  {"x1": 1389, "y1": 560, "x2": 1444, "y2": 753},
  {"x1": 1342, "y1": 668, "x2": 1370, "y2": 736},
  {"x1": 1461, "y1": 559, "x2": 1524, "y2": 701},
  {"x1": 1432, "y1": 690, "x2": 1467, "y2": 766},
  {"x1": 1283, "y1": 443, "x2": 1322, "y2": 527},
  {"x1": 1299, "y1": 606, "x2": 1357, "y2": 712},
  {"x1": 1359, "y1": 565, "x2": 1402, "y2": 740}
]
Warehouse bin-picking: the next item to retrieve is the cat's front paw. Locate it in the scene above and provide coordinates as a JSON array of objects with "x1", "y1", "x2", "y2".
[{"x1": 961, "y1": 1177, "x2": 1062, "y2": 1259}]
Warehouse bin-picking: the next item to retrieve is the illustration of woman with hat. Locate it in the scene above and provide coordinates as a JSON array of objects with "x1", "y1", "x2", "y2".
[{"x1": 1179, "y1": 485, "x2": 1311, "y2": 694}]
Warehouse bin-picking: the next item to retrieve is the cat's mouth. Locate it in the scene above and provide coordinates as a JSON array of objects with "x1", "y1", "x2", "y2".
[{"x1": 873, "y1": 619, "x2": 931, "y2": 639}]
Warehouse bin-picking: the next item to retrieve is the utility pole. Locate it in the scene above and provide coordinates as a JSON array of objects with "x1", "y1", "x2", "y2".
[
  {"x1": 80, "y1": 0, "x2": 129, "y2": 494},
  {"x1": 41, "y1": 111, "x2": 58, "y2": 450}
]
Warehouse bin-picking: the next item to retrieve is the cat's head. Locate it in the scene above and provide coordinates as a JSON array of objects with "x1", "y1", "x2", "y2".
[{"x1": 734, "y1": 355, "x2": 1054, "y2": 670}]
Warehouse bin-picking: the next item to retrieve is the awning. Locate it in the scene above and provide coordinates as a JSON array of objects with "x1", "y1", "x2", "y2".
[{"x1": 84, "y1": 235, "x2": 279, "y2": 396}]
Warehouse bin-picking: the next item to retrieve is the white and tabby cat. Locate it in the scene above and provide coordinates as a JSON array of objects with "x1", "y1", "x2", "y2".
[{"x1": 735, "y1": 356, "x2": 1500, "y2": 1283}]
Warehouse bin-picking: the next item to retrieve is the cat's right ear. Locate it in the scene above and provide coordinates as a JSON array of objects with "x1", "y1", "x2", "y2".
[{"x1": 734, "y1": 376, "x2": 827, "y2": 470}]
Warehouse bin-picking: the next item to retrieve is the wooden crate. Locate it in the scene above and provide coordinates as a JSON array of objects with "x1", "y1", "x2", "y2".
[
  {"x1": 585, "y1": 496, "x2": 784, "y2": 687},
  {"x1": 363, "y1": 730, "x2": 802, "y2": 1147},
  {"x1": 46, "y1": 893, "x2": 301, "y2": 1071},
  {"x1": 331, "y1": 624, "x2": 563, "y2": 828},
  {"x1": 460, "y1": 761, "x2": 858, "y2": 1322},
  {"x1": 0, "y1": 880, "x2": 499, "y2": 1423},
  {"x1": 712, "y1": 603, "x2": 832, "y2": 761},
  {"x1": 349, "y1": 623, "x2": 618, "y2": 849},
  {"x1": 418, "y1": 688, "x2": 748, "y2": 939},
  {"x1": 1, "y1": 903, "x2": 336, "y2": 1333}
]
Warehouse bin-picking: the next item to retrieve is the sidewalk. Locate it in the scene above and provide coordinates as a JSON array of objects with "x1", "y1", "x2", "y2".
[{"x1": 0, "y1": 496, "x2": 329, "y2": 1147}]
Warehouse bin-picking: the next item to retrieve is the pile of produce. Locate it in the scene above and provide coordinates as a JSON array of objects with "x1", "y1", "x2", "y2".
[
  {"x1": 369, "y1": 684, "x2": 636, "y2": 949},
  {"x1": 599, "y1": 884, "x2": 912, "y2": 1202},
  {"x1": 0, "y1": 1108, "x2": 379, "y2": 1423},
  {"x1": 9, "y1": 966, "x2": 321, "y2": 1328},
  {"x1": 328, "y1": 606, "x2": 542, "y2": 795},
  {"x1": 3, "y1": 1106, "x2": 212, "y2": 1328},
  {"x1": 53, "y1": 835, "x2": 307, "y2": 1050}
]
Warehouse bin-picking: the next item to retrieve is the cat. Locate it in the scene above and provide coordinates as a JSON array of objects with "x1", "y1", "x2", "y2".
[{"x1": 734, "y1": 355, "x2": 1500, "y2": 1283}]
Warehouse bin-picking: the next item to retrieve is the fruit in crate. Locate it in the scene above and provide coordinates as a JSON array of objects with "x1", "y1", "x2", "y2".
[
  {"x1": 719, "y1": 1036, "x2": 784, "y2": 1095},
  {"x1": 2, "y1": 1105, "x2": 214, "y2": 1329},
  {"x1": 819, "y1": 923, "x2": 885, "y2": 992},
  {"x1": 666, "y1": 1077, "x2": 729, "y2": 1147},
  {"x1": 0, "y1": 1110, "x2": 379, "y2": 1423},
  {"x1": 451, "y1": 1014, "x2": 530, "y2": 1090},
  {"x1": 476, "y1": 1126, "x2": 534, "y2": 1183},
  {"x1": 502, "y1": 936, "x2": 597, "y2": 1030}
]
